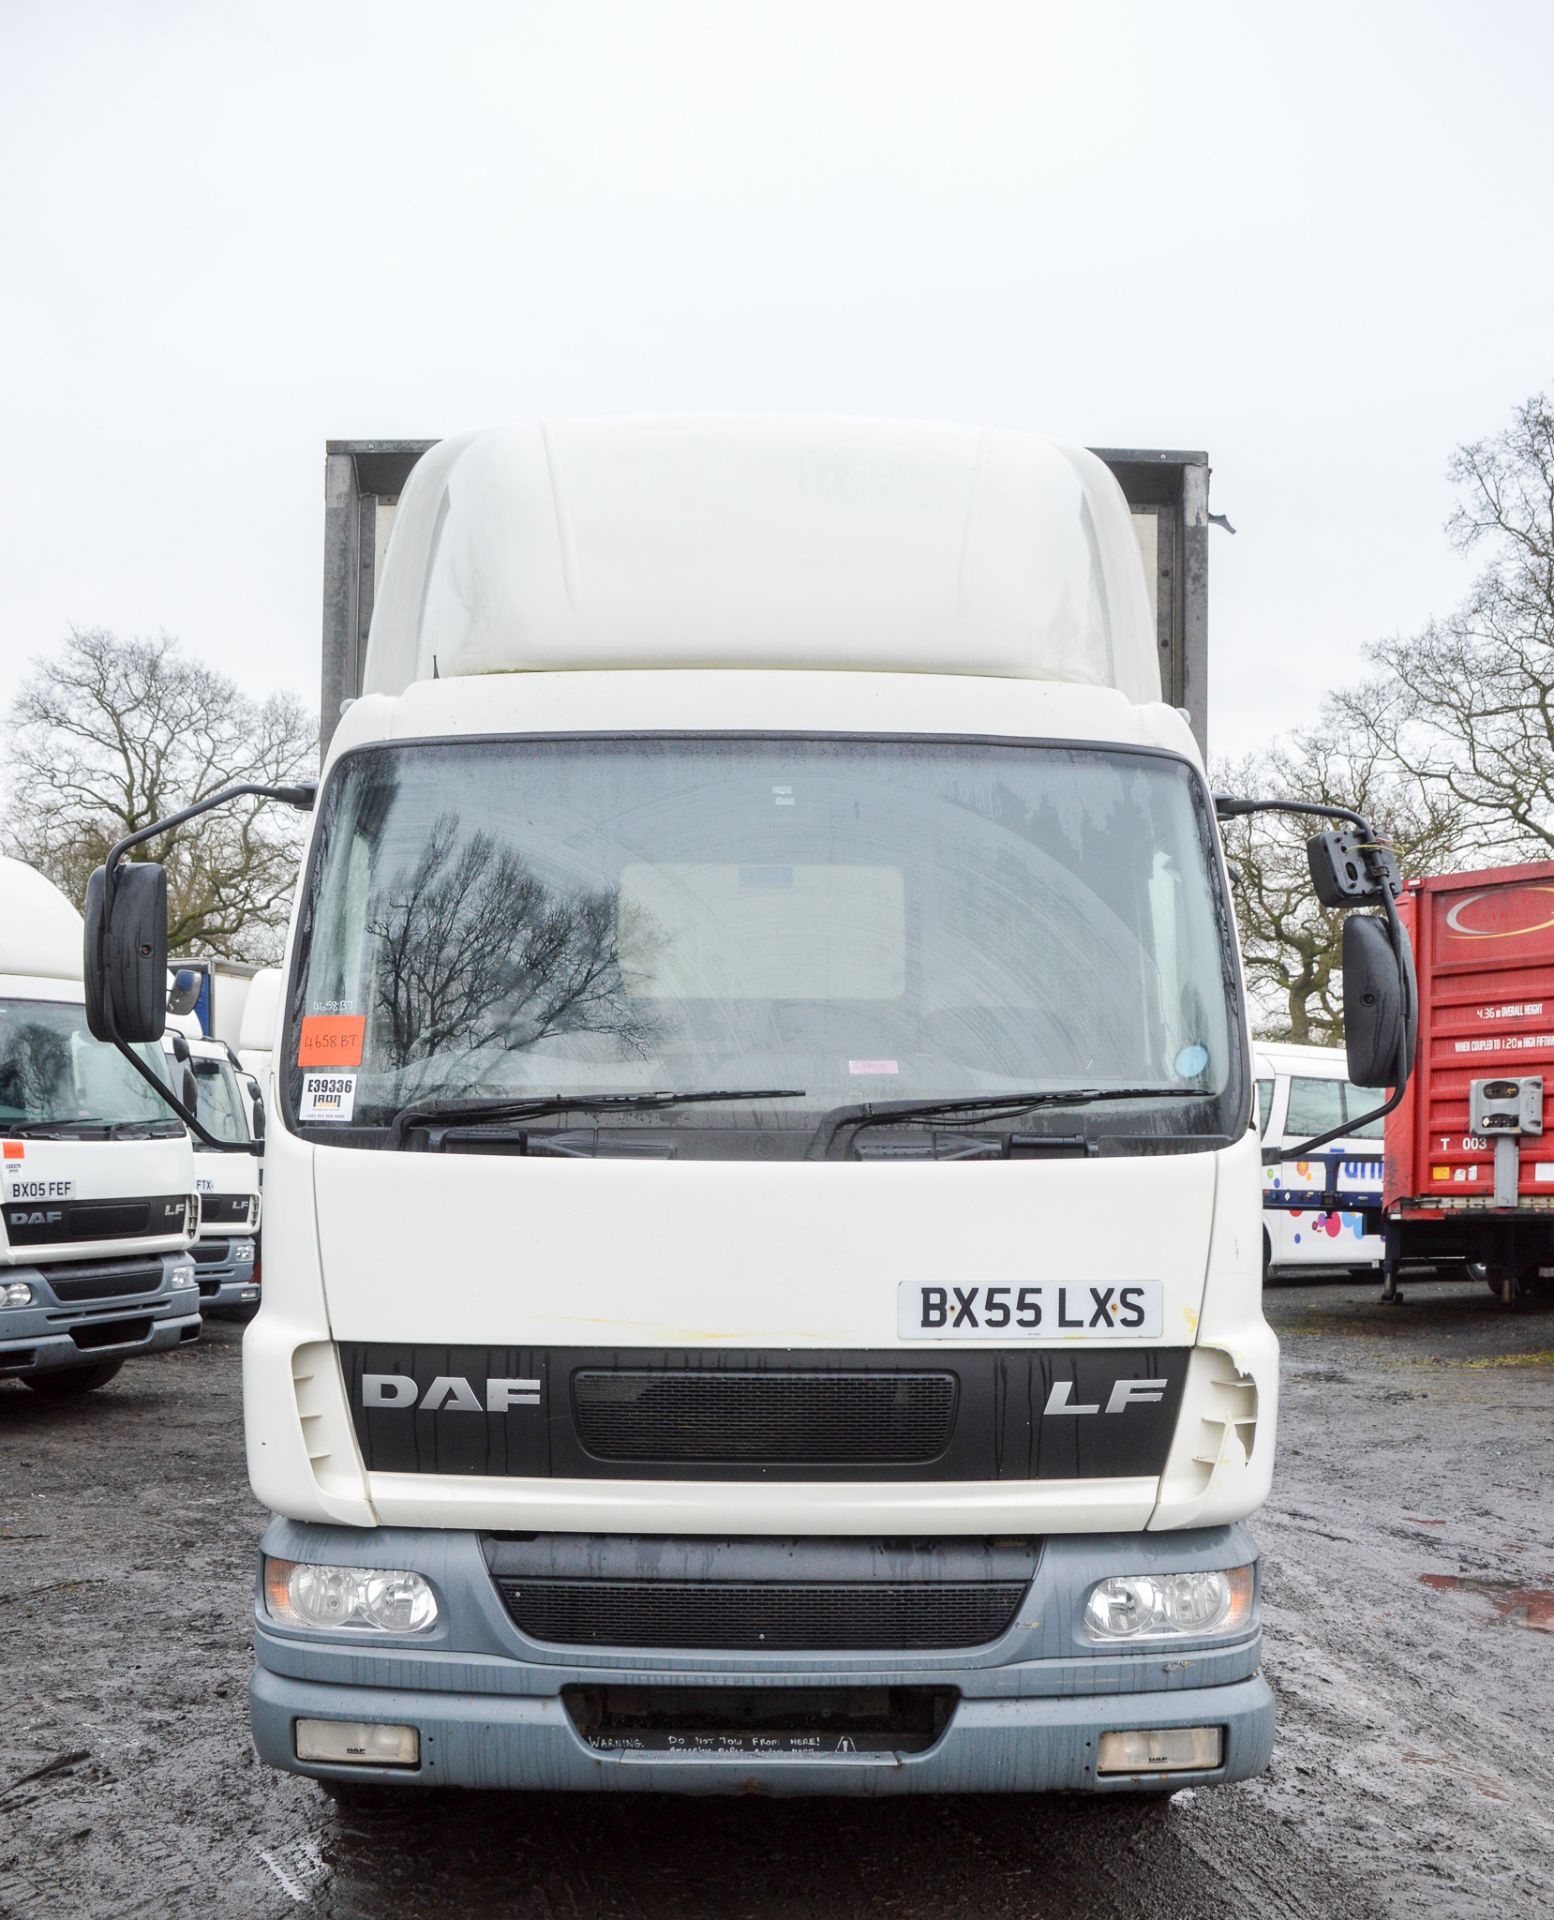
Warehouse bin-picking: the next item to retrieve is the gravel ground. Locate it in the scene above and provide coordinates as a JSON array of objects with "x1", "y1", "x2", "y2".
[{"x1": 3, "y1": 1275, "x2": 1552, "y2": 1920}]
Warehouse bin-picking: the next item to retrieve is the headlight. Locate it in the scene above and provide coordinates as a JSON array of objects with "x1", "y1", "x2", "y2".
[
  {"x1": 232, "y1": 1239, "x2": 255, "y2": 1263},
  {"x1": 170, "y1": 1261, "x2": 196, "y2": 1289},
  {"x1": 1083, "y1": 1567, "x2": 1254, "y2": 1642},
  {"x1": 264, "y1": 1556, "x2": 439, "y2": 1634},
  {"x1": 4, "y1": 1281, "x2": 33, "y2": 1307}
]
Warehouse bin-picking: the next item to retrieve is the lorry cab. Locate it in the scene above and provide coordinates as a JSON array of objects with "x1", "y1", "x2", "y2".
[
  {"x1": 163, "y1": 1025, "x2": 262, "y2": 1319},
  {"x1": 0, "y1": 857, "x2": 200, "y2": 1396},
  {"x1": 1253, "y1": 1042, "x2": 1384, "y2": 1279},
  {"x1": 80, "y1": 420, "x2": 1411, "y2": 1799}
]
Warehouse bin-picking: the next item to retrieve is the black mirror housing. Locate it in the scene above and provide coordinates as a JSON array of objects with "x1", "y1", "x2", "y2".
[
  {"x1": 168, "y1": 967, "x2": 202, "y2": 1016},
  {"x1": 1344, "y1": 913, "x2": 1405, "y2": 1087},
  {"x1": 83, "y1": 862, "x2": 169, "y2": 1045}
]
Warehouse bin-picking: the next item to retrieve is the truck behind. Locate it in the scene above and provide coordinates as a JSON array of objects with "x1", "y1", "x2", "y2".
[
  {"x1": 0, "y1": 857, "x2": 201, "y2": 1395},
  {"x1": 1385, "y1": 859, "x2": 1554, "y2": 1302}
]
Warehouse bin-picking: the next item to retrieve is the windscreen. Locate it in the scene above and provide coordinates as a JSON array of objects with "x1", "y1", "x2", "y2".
[
  {"x1": 0, "y1": 999, "x2": 181, "y2": 1132},
  {"x1": 191, "y1": 1057, "x2": 250, "y2": 1144},
  {"x1": 289, "y1": 737, "x2": 1240, "y2": 1150},
  {"x1": 1283, "y1": 1074, "x2": 1384, "y2": 1142}
]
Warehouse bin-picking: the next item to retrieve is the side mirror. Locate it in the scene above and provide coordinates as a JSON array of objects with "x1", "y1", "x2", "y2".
[
  {"x1": 168, "y1": 967, "x2": 202, "y2": 1017},
  {"x1": 170, "y1": 1030, "x2": 191, "y2": 1064},
  {"x1": 246, "y1": 1076, "x2": 266, "y2": 1142},
  {"x1": 83, "y1": 863, "x2": 170, "y2": 1045},
  {"x1": 180, "y1": 1062, "x2": 200, "y2": 1111},
  {"x1": 1344, "y1": 914, "x2": 1406, "y2": 1087}
]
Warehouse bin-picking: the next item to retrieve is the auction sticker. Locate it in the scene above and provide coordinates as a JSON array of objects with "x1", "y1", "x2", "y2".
[
  {"x1": 298, "y1": 1015, "x2": 366, "y2": 1068},
  {"x1": 299, "y1": 1072, "x2": 357, "y2": 1122}
]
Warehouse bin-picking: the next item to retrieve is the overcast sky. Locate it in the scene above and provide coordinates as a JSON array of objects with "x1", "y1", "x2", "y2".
[{"x1": 4, "y1": 0, "x2": 1551, "y2": 760}]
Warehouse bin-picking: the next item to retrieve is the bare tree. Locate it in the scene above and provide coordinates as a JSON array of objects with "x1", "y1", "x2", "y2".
[
  {"x1": 3, "y1": 628, "x2": 317, "y2": 961},
  {"x1": 1216, "y1": 729, "x2": 1465, "y2": 1043},
  {"x1": 370, "y1": 816, "x2": 663, "y2": 1088},
  {"x1": 1329, "y1": 391, "x2": 1554, "y2": 859}
]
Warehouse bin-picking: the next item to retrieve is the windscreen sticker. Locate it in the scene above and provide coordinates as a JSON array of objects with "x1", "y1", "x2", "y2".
[
  {"x1": 299, "y1": 1072, "x2": 357, "y2": 1122},
  {"x1": 298, "y1": 1014, "x2": 366, "y2": 1068},
  {"x1": 849, "y1": 1059, "x2": 899, "y2": 1075},
  {"x1": 2, "y1": 1141, "x2": 23, "y2": 1161}
]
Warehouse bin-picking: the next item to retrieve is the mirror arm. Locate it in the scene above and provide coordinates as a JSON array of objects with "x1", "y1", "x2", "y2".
[
  {"x1": 1219, "y1": 795, "x2": 1416, "y2": 1165},
  {"x1": 93, "y1": 779, "x2": 311, "y2": 1153},
  {"x1": 102, "y1": 779, "x2": 317, "y2": 889},
  {"x1": 111, "y1": 1040, "x2": 262, "y2": 1155}
]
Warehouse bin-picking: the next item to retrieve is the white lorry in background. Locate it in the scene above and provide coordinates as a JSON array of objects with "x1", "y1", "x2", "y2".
[
  {"x1": 237, "y1": 967, "x2": 282, "y2": 1088},
  {"x1": 163, "y1": 1025, "x2": 263, "y2": 1319},
  {"x1": 0, "y1": 857, "x2": 200, "y2": 1397},
  {"x1": 1254, "y1": 1042, "x2": 1385, "y2": 1279},
  {"x1": 83, "y1": 418, "x2": 1412, "y2": 1801}
]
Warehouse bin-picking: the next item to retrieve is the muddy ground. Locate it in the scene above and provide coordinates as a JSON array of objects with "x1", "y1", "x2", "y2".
[{"x1": 3, "y1": 1275, "x2": 1552, "y2": 1920}]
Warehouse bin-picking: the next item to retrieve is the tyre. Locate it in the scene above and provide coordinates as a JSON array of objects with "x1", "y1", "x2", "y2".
[{"x1": 20, "y1": 1360, "x2": 125, "y2": 1397}]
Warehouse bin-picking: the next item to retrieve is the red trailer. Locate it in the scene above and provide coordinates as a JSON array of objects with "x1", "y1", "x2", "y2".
[{"x1": 1385, "y1": 859, "x2": 1554, "y2": 1301}]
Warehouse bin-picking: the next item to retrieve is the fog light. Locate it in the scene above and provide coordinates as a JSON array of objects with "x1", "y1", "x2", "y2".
[
  {"x1": 1098, "y1": 1726, "x2": 1223, "y2": 1774},
  {"x1": 265, "y1": 1556, "x2": 439, "y2": 1634},
  {"x1": 294, "y1": 1719, "x2": 419, "y2": 1767},
  {"x1": 1084, "y1": 1567, "x2": 1254, "y2": 1641},
  {"x1": 4, "y1": 1282, "x2": 34, "y2": 1307}
]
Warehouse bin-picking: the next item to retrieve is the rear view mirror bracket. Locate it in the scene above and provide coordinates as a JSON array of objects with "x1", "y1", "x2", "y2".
[
  {"x1": 82, "y1": 778, "x2": 314, "y2": 1153},
  {"x1": 1213, "y1": 793, "x2": 1416, "y2": 1163}
]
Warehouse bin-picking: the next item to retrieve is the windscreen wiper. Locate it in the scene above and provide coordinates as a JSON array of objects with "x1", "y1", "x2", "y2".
[
  {"x1": 387, "y1": 1088, "x2": 807, "y2": 1148},
  {"x1": 805, "y1": 1087, "x2": 1217, "y2": 1160},
  {"x1": 2, "y1": 1118, "x2": 111, "y2": 1138}
]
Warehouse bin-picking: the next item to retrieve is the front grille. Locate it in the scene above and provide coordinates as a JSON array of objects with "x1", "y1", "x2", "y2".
[
  {"x1": 4, "y1": 1195, "x2": 188, "y2": 1247},
  {"x1": 44, "y1": 1258, "x2": 165, "y2": 1303},
  {"x1": 190, "y1": 1241, "x2": 231, "y2": 1267},
  {"x1": 564, "y1": 1684, "x2": 956, "y2": 1754},
  {"x1": 198, "y1": 1194, "x2": 250, "y2": 1227},
  {"x1": 572, "y1": 1369, "x2": 957, "y2": 1463},
  {"x1": 497, "y1": 1578, "x2": 1026, "y2": 1649}
]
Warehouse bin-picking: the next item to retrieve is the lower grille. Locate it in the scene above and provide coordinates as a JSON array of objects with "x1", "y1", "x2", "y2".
[
  {"x1": 70, "y1": 1317, "x2": 152, "y2": 1350},
  {"x1": 572, "y1": 1369, "x2": 957, "y2": 1463},
  {"x1": 44, "y1": 1259, "x2": 165, "y2": 1303},
  {"x1": 497, "y1": 1578, "x2": 1026, "y2": 1650}
]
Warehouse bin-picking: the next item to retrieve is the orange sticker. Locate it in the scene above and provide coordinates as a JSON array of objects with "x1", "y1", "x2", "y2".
[
  {"x1": 298, "y1": 1015, "x2": 366, "y2": 1068},
  {"x1": 2, "y1": 1141, "x2": 23, "y2": 1160}
]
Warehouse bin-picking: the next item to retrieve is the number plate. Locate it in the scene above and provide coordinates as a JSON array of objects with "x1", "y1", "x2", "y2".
[{"x1": 897, "y1": 1281, "x2": 1163, "y2": 1339}]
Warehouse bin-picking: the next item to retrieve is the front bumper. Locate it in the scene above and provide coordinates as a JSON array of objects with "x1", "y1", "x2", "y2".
[
  {"x1": 251, "y1": 1518, "x2": 1274, "y2": 1796},
  {"x1": 0, "y1": 1253, "x2": 201, "y2": 1378}
]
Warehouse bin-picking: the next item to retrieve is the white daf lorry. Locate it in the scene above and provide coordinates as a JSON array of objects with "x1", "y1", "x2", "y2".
[
  {"x1": 0, "y1": 857, "x2": 200, "y2": 1396},
  {"x1": 82, "y1": 418, "x2": 1412, "y2": 1797},
  {"x1": 163, "y1": 1028, "x2": 263, "y2": 1317}
]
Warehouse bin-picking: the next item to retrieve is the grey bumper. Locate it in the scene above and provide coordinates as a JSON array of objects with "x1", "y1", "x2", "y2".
[
  {"x1": 251, "y1": 1519, "x2": 1274, "y2": 1796},
  {"x1": 0, "y1": 1254, "x2": 201, "y2": 1378}
]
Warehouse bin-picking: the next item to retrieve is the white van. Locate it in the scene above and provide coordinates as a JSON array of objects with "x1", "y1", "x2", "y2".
[{"x1": 1253, "y1": 1041, "x2": 1384, "y2": 1277}]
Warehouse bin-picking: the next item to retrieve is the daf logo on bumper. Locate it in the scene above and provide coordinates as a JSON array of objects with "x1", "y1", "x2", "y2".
[{"x1": 361, "y1": 1373, "x2": 540, "y2": 1412}]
